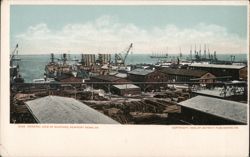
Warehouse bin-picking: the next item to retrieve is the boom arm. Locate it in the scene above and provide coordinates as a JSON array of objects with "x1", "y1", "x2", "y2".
[
  {"x1": 10, "y1": 44, "x2": 18, "y2": 61},
  {"x1": 114, "y1": 43, "x2": 133, "y2": 65},
  {"x1": 122, "y1": 43, "x2": 133, "y2": 63}
]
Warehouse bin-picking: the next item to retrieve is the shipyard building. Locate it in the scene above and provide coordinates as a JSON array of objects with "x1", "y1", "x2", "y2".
[
  {"x1": 160, "y1": 68, "x2": 216, "y2": 83},
  {"x1": 189, "y1": 63, "x2": 247, "y2": 80}
]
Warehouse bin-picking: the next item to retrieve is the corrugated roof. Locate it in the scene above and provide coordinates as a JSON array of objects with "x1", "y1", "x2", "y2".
[
  {"x1": 91, "y1": 75, "x2": 125, "y2": 82},
  {"x1": 160, "y1": 68, "x2": 209, "y2": 77},
  {"x1": 113, "y1": 84, "x2": 140, "y2": 90},
  {"x1": 25, "y1": 96, "x2": 119, "y2": 124},
  {"x1": 190, "y1": 63, "x2": 246, "y2": 70},
  {"x1": 115, "y1": 73, "x2": 127, "y2": 78},
  {"x1": 128, "y1": 68, "x2": 154, "y2": 76},
  {"x1": 179, "y1": 96, "x2": 247, "y2": 124},
  {"x1": 59, "y1": 77, "x2": 83, "y2": 83}
]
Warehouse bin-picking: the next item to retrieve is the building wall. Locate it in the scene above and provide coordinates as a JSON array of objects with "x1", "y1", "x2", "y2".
[
  {"x1": 128, "y1": 74, "x2": 146, "y2": 82},
  {"x1": 89, "y1": 76, "x2": 129, "y2": 92},
  {"x1": 239, "y1": 67, "x2": 247, "y2": 81},
  {"x1": 127, "y1": 71, "x2": 168, "y2": 91},
  {"x1": 190, "y1": 66, "x2": 240, "y2": 80},
  {"x1": 146, "y1": 71, "x2": 168, "y2": 82},
  {"x1": 200, "y1": 72, "x2": 216, "y2": 83},
  {"x1": 166, "y1": 74, "x2": 196, "y2": 82},
  {"x1": 111, "y1": 87, "x2": 141, "y2": 96},
  {"x1": 164, "y1": 73, "x2": 215, "y2": 83}
]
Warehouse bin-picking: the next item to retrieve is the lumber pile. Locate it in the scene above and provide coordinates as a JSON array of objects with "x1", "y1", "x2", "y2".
[
  {"x1": 129, "y1": 112, "x2": 168, "y2": 123},
  {"x1": 154, "y1": 89, "x2": 190, "y2": 102},
  {"x1": 103, "y1": 108, "x2": 132, "y2": 124},
  {"x1": 14, "y1": 105, "x2": 29, "y2": 113},
  {"x1": 85, "y1": 98, "x2": 182, "y2": 124}
]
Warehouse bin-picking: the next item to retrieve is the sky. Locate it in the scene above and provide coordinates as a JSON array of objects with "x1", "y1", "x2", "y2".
[{"x1": 10, "y1": 5, "x2": 248, "y2": 54}]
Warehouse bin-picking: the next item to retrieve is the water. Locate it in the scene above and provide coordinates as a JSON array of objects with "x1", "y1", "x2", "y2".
[{"x1": 15, "y1": 53, "x2": 247, "y2": 83}]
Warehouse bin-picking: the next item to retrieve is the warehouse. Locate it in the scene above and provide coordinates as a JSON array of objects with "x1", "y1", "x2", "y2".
[
  {"x1": 25, "y1": 96, "x2": 119, "y2": 124},
  {"x1": 239, "y1": 66, "x2": 247, "y2": 81},
  {"x1": 189, "y1": 63, "x2": 246, "y2": 80},
  {"x1": 160, "y1": 68, "x2": 216, "y2": 83},
  {"x1": 89, "y1": 75, "x2": 130, "y2": 92},
  {"x1": 127, "y1": 68, "x2": 167, "y2": 91},
  {"x1": 112, "y1": 84, "x2": 141, "y2": 96},
  {"x1": 128, "y1": 69, "x2": 158, "y2": 82},
  {"x1": 177, "y1": 96, "x2": 247, "y2": 125}
]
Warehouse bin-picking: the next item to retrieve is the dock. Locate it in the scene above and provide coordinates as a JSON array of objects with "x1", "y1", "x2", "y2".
[{"x1": 9, "y1": 46, "x2": 248, "y2": 125}]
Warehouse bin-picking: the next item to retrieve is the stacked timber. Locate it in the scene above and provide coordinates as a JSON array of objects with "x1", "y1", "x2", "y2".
[
  {"x1": 103, "y1": 108, "x2": 132, "y2": 124},
  {"x1": 154, "y1": 89, "x2": 190, "y2": 102},
  {"x1": 130, "y1": 112, "x2": 168, "y2": 124},
  {"x1": 84, "y1": 98, "x2": 182, "y2": 124}
]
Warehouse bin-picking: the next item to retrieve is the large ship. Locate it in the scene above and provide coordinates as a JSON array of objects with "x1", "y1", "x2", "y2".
[{"x1": 44, "y1": 53, "x2": 89, "y2": 83}]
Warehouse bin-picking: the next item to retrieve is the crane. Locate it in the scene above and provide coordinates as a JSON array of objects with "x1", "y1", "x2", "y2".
[
  {"x1": 115, "y1": 43, "x2": 133, "y2": 66},
  {"x1": 10, "y1": 44, "x2": 19, "y2": 66}
]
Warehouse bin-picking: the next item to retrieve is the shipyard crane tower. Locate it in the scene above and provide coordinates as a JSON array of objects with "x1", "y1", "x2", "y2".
[
  {"x1": 10, "y1": 44, "x2": 19, "y2": 66},
  {"x1": 115, "y1": 43, "x2": 133, "y2": 66},
  {"x1": 10, "y1": 44, "x2": 24, "y2": 83}
]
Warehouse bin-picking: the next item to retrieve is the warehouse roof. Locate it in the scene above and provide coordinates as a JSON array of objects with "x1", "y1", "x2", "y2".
[
  {"x1": 128, "y1": 68, "x2": 154, "y2": 76},
  {"x1": 91, "y1": 75, "x2": 128, "y2": 82},
  {"x1": 179, "y1": 96, "x2": 247, "y2": 124},
  {"x1": 26, "y1": 96, "x2": 119, "y2": 124},
  {"x1": 190, "y1": 63, "x2": 246, "y2": 70},
  {"x1": 160, "y1": 68, "x2": 210, "y2": 77},
  {"x1": 113, "y1": 84, "x2": 140, "y2": 90},
  {"x1": 115, "y1": 73, "x2": 127, "y2": 78}
]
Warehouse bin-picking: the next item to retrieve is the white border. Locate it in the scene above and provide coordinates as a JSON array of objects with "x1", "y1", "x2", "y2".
[
  {"x1": 8, "y1": 0, "x2": 250, "y2": 5},
  {"x1": 1, "y1": 1, "x2": 249, "y2": 157}
]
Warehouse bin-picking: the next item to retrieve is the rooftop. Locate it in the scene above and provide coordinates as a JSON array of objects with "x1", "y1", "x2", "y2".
[
  {"x1": 193, "y1": 88, "x2": 223, "y2": 98},
  {"x1": 190, "y1": 63, "x2": 246, "y2": 70},
  {"x1": 25, "y1": 96, "x2": 119, "y2": 124},
  {"x1": 91, "y1": 75, "x2": 127, "y2": 82},
  {"x1": 128, "y1": 68, "x2": 154, "y2": 76},
  {"x1": 113, "y1": 84, "x2": 140, "y2": 90},
  {"x1": 115, "y1": 73, "x2": 127, "y2": 78},
  {"x1": 179, "y1": 96, "x2": 247, "y2": 124},
  {"x1": 160, "y1": 68, "x2": 210, "y2": 77}
]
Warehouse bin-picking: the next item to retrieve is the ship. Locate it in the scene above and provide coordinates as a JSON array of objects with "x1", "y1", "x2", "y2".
[{"x1": 43, "y1": 53, "x2": 89, "y2": 83}]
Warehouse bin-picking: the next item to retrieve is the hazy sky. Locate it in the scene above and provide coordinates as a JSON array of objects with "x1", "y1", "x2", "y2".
[{"x1": 10, "y1": 5, "x2": 248, "y2": 54}]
